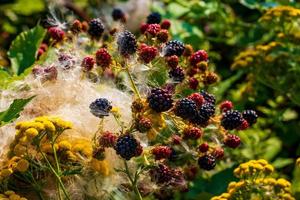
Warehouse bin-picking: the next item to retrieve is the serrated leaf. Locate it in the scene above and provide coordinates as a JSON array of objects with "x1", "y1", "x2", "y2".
[
  {"x1": 8, "y1": 25, "x2": 46, "y2": 75},
  {"x1": 0, "y1": 96, "x2": 35, "y2": 126}
]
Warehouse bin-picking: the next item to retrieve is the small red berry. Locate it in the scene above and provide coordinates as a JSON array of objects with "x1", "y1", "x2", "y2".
[
  {"x1": 198, "y1": 142, "x2": 209, "y2": 153},
  {"x1": 161, "y1": 19, "x2": 171, "y2": 29},
  {"x1": 39, "y1": 43, "x2": 48, "y2": 51},
  {"x1": 188, "y1": 93, "x2": 204, "y2": 107},
  {"x1": 152, "y1": 146, "x2": 172, "y2": 160},
  {"x1": 224, "y1": 134, "x2": 241, "y2": 148},
  {"x1": 171, "y1": 134, "x2": 182, "y2": 145},
  {"x1": 146, "y1": 24, "x2": 161, "y2": 36},
  {"x1": 96, "y1": 48, "x2": 111, "y2": 68},
  {"x1": 140, "y1": 23, "x2": 149, "y2": 34},
  {"x1": 138, "y1": 44, "x2": 158, "y2": 64},
  {"x1": 99, "y1": 131, "x2": 117, "y2": 148},
  {"x1": 220, "y1": 100, "x2": 233, "y2": 112},
  {"x1": 166, "y1": 55, "x2": 179, "y2": 68},
  {"x1": 48, "y1": 27, "x2": 65, "y2": 41},
  {"x1": 187, "y1": 67, "x2": 199, "y2": 77},
  {"x1": 37, "y1": 48, "x2": 44, "y2": 59},
  {"x1": 136, "y1": 117, "x2": 152, "y2": 133},
  {"x1": 81, "y1": 21, "x2": 89, "y2": 32},
  {"x1": 213, "y1": 147, "x2": 224, "y2": 159},
  {"x1": 183, "y1": 127, "x2": 202, "y2": 140},
  {"x1": 189, "y1": 50, "x2": 208, "y2": 66},
  {"x1": 188, "y1": 77, "x2": 199, "y2": 90},
  {"x1": 71, "y1": 19, "x2": 82, "y2": 34},
  {"x1": 237, "y1": 119, "x2": 249, "y2": 130},
  {"x1": 157, "y1": 29, "x2": 169, "y2": 43},
  {"x1": 81, "y1": 56, "x2": 95, "y2": 71}
]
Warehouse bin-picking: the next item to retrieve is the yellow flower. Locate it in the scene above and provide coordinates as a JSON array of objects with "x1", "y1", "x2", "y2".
[
  {"x1": 0, "y1": 169, "x2": 13, "y2": 178},
  {"x1": 58, "y1": 140, "x2": 72, "y2": 151},
  {"x1": 16, "y1": 159, "x2": 29, "y2": 172},
  {"x1": 64, "y1": 151, "x2": 77, "y2": 162},
  {"x1": 51, "y1": 117, "x2": 72, "y2": 129},
  {"x1": 90, "y1": 158, "x2": 110, "y2": 176},
  {"x1": 29, "y1": 122, "x2": 45, "y2": 131},
  {"x1": 42, "y1": 120, "x2": 56, "y2": 132},
  {"x1": 41, "y1": 143, "x2": 58, "y2": 154},
  {"x1": 8, "y1": 194, "x2": 20, "y2": 200},
  {"x1": 4, "y1": 191, "x2": 15, "y2": 196},
  {"x1": 24, "y1": 128, "x2": 39, "y2": 139},
  {"x1": 13, "y1": 144, "x2": 26, "y2": 157}
]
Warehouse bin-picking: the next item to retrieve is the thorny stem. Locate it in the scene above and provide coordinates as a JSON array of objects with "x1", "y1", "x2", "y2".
[
  {"x1": 123, "y1": 160, "x2": 143, "y2": 200},
  {"x1": 124, "y1": 66, "x2": 142, "y2": 100}
]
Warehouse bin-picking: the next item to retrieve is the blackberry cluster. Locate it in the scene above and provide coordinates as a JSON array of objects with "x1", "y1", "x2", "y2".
[
  {"x1": 112, "y1": 8, "x2": 125, "y2": 21},
  {"x1": 169, "y1": 67, "x2": 185, "y2": 82},
  {"x1": 147, "y1": 88, "x2": 173, "y2": 112},
  {"x1": 199, "y1": 103, "x2": 215, "y2": 118},
  {"x1": 88, "y1": 18, "x2": 105, "y2": 38},
  {"x1": 147, "y1": 12, "x2": 162, "y2": 24},
  {"x1": 117, "y1": 30, "x2": 137, "y2": 56},
  {"x1": 163, "y1": 40, "x2": 185, "y2": 57},
  {"x1": 200, "y1": 90, "x2": 216, "y2": 105},
  {"x1": 89, "y1": 98, "x2": 112, "y2": 118},
  {"x1": 221, "y1": 110, "x2": 243, "y2": 130},
  {"x1": 114, "y1": 134, "x2": 142, "y2": 160},
  {"x1": 174, "y1": 98, "x2": 197, "y2": 120},
  {"x1": 152, "y1": 146, "x2": 172, "y2": 160},
  {"x1": 198, "y1": 154, "x2": 216, "y2": 170},
  {"x1": 150, "y1": 164, "x2": 172, "y2": 184},
  {"x1": 242, "y1": 110, "x2": 258, "y2": 125}
]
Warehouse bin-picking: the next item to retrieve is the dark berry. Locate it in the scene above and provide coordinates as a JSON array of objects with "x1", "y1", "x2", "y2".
[
  {"x1": 190, "y1": 112, "x2": 210, "y2": 126},
  {"x1": 88, "y1": 18, "x2": 105, "y2": 39},
  {"x1": 188, "y1": 77, "x2": 199, "y2": 90},
  {"x1": 166, "y1": 55, "x2": 179, "y2": 68},
  {"x1": 220, "y1": 101, "x2": 233, "y2": 112},
  {"x1": 89, "y1": 98, "x2": 112, "y2": 118},
  {"x1": 147, "y1": 12, "x2": 161, "y2": 24},
  {"x1": 138, "y1": 44, "x2": 158, "y2": 63},
  {"x1": 136, "y1": 117, "x2": 152, "y2": 133},
  {"x1": 163, "y1": 40, "x2": 185, "y2": 57},
  {"x1": 242, "y1": 110, "x2": 258, "y2": 125},
  {"x1": 161, "y1": 19, "x2": 171, "y2": 29},
  {"x1": 224, "y1": 134, "x2": 241, "y2": 148},
  {"x1": 200, "y1": 90, "x2": 216, "y2": 105},
  {"x1": 81, "y1": 56, "x2": 95, "y2": 71},
  {"x1": 117, "y1": 30, "x2": 137, "y2": 56},
  {"x1": 114, "y1": 134, "x2": 142, "y2": 160},
  {"x1": 152, "y1": 146, "x2": 172, "y2": 160},
  {"x1": 96, "y1": 48, "x2": 111, "y2": 68},
  {"x1": 150, "y1": 164, "x2": 172, "y2": 184},
  {"x1": 199, "y1": 143, "x2": 209, "y2": 153},
  {"x1": 183, "y1": 127, "x2": 202, "y2": 140},
  {"x1": 199, "y1": 103, "x2": 215, "y2": 118},
  {"x1": 189, "y1": 50, "x2": 208, "y2": 66},
  {"x1": 140, "y1": 23, "x2": 149, "y2": 34},
  {"x1": 112, "y1": 8, "x2": 125, "y2": 21},
  {"x1": 188, "y1": 93, "x2": 204, "y2": 107},
  {"x1": 131, "y1": 100, "x2": 144, "y2": 112},
  {"x1": 198, "y1": 154, "x2": 216, "y2": 170},
  {"x1": 99, "y1": 131, "x2": 117, "y2": 148},
  {"x1": 174, "y1": 98, "x2": 197, "y2": 120},
  {"x1": 147, "y1": 88, "x2": 173, "y2": 112},
  {"x1": 169, "y1": 66, "x2": 185, "y2": 82},
  {"x1": 204, "y1": 72, "x2": 219, "y2": 85},
  {"x1": 221, "y1": 110, "x2": 243, "y2": 130}
]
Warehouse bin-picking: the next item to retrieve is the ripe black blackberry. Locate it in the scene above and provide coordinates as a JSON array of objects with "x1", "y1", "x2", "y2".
[
  {"x1": 199, "y1": 103, "x2": 215, "y2": 118},
  {"x1": 149, "y1": 164, "x2": 172, "y2": 184},
  {"x1": 88, "y1": 18, "x2": 105, "y2": 38},
  {"x1": 146, "y1": 12, "x2": 162, "y2": 24},
  {"x1": 89, "y1": 98, "x2": 112, "y2": 118},
  {"x1": 242, "y1": 110, "x2": 258, "y2": 125},
  {"x1": 200, "y1": 90, "x2": 216, "y2": 105},
  {"x1": 112, "y1": 8, "x2": 125, "y2": 21},
  {"x1": 169, "y1": 67, "x2": 185, "y2": 82},
  {"x1": 147, "y1": 88, "x2": 173, "y2": 112},
  {"x1": 221, "y1": 110, "x2": 243, "y2": 130},
  {"x1": 117, "y1": 30, "x2": 137, "y2": 56},
  {"x1": 198, "y1": 154, "x2": 216, "y2": 170},
  {"x1": 114, "y1": 134, "x2": 142, "y2": 160},
  {"x1": 174, "y1": 98, "x2": 197, "y2": 120},
  {"x1": 190, "y1": 112, "x2": 210, "y2": 126},
  {"x1": 163, "y1": 40, "x2": 185, "y2": 57}
]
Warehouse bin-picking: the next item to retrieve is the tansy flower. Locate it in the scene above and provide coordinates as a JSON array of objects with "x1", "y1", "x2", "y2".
[
  {"x1": 58, "y1": 140, "x2": 72, "y2": 151},
  {"x1": 24, "y1": 128, "x2": 39, "y2": 139},
  {"x1": 16, "y1": 159, "x2": 29, "y2": 172}
]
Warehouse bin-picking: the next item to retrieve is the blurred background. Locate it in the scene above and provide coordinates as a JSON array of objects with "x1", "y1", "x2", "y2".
[{"x1": 0, "y1": 0, "x2": 300, "y2": 199}]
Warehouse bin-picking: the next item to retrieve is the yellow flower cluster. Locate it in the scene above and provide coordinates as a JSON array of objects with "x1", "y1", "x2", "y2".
[
  {"x1": 0, "y1": 156, "x2": 30, "y2": 181},
  {"x1": 233, "y1": 159, "x2": 274, "y2": 178},
  {"x1": 211, "y1": 160, "x2": 295, "y2": 200},
  {"x1": 260, "y1": 6, "x2": 300, "y2": 22},
  {"x1": 231, "y1": 42, "x2": 281, "y2": 69},
  {"x1": 0, "y1": 191, "x2": 28, "y2": 200}
]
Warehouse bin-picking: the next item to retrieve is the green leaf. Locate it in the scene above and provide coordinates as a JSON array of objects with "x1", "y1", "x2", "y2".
[
  {"x1": 272, "y1": 158, "x2": 294, "y2": 169},
  {"x1": 10, "y1": 0, "x2": 45, "y2": 16},
  {"x1": 0, "y1": 96, "x2": 35, "y2": 126},
  {"x1": 8, "y1": 25, "x2": 46, "y2": 75}
]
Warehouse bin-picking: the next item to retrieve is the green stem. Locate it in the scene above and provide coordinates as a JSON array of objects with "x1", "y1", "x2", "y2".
[
  {"x1": 125, "y1": 67, "x2": 141, "y2": 100},
  {"x1": 123, "y1": 161, "x2": 143, "y2": 200}
]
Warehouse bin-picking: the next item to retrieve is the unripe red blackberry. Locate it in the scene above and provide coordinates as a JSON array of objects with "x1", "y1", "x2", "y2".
[
  {"x1": 161, "y1": 19, "x2": 171, "y2": 29},
  {"x1": 147, "y1": 88, "x2": 173, "y2": 112},
  {"x1": 140, "y1": 23, "x2": 149, "y2": 34},
  {"x1": 183, "y1": 127, "x2": 202, "y2": 140},
  {"x1": 96, "y1": 48, "x2": 111, "y2": 68},
  {"x1": 220, "y1": 100, "x2": 233, "y2": 112},
  {"x1": 88, "y1": 18, "x2": 105, "y2": 39},
  {"x1": 237, "y1": 119, "x2": 249, "y2": 130},
  {"x1": 224, "y1": 134, "x2": 241, "y2": 148},
  {"x1": 166, "y1": 55, "x2": 179, "y2": 68},
  {"x1": 81, "y1": 56, "x2": 95, "y2": 71},
  {"x1": 188, "y1": 93, "x2": 204, "y2": 107},
  {"x1": 150, "y1": 164, "x2": 172, "y2": 184},
  {"x1": 163, "y1": 40, "x2": 185, "y2": 57},
  {"x1": 112, "y1": 8, "x2": 125, "y2": 21},
  {"x1": 146, "y1": 12, "x2": 162, "y2": 24},
  {"x1": 152, "y1": 146, "x2": 172, "y2": 160},
  {"x1": 188, "y1": 77, "x2": 199, "y2": 90},
  {"x1": 48, "y1": 27, "x2": 65, "y2": 41},
  {"x1": 117, "y1": 30, "x2": 137, "y2": 57},
  {"x1": 58, "y1": 54, "x2": 75, "y2": 69},
  {"x1": 43, "y1": 66, "x2": 58, "y2": 81},
  {"x1": 138, "y1": 44, "x2": 158, "y2": 64},
  {"x1": 99, "y1": 131, "x2": 117, "y2": 148},
  {"x1": 199, "y1": 142, "x2": 209, "y2": 153},
  {"x1": 114, "y1": 134, "x2": 143, "y2": 160},
  {"x1": 189, "y1": 50, "x2": 208, "y2": 66},
  {"x1": 213, "y1": 147, "x2": 224, "y2": 159},
  {"x1": 242, "y1": 110, "x2": 258, "y2": 125},
  {"x1": 204, "y1": 72, "x2": 219, "y2": 85},
  {"x1": 40, "y1": 43, "x2": 48, "y2": 51},
  {"x1": 136, "y1": 117, "x2": 152, "y2": 133},
  {"x1": 157, "y1": 29, "x2": 169, "y2": 43},
  {"x1": 37, "y1": 48, "x2": 44, "y2": 59},
  {"x1": 145, "y1": 24, "x2": 161, "y2": 36},
  {"x1": 183, "y1": 44, "x2": 194, "y2": 57},
  {"x1": 169, "y1": 66, "x2": 185, "y2": 82},
  {"x1": 198, "y1": 154, "x2": 216, "y2": 170},
  {"x1": 171, "y1": 134, "x2": 182, "y2": 145},
  {"x1": 221, "y1": 110, "x2": 243, "y2": 130},
  {"x1": 89, "y1": 98, "x2": 112, "y2": 118},
  {"x1": 174, "y1": 98, "x2": 198, "y2": 120},
  {"x1": 71, "y1": 19, "x2": 82, "y2": 34},
  {"x1": 200, "y1": 90, "x2": 216, "y2": 105},
  {"x1": 131, "y1": 99, "x2": 144, "y2": 112}
]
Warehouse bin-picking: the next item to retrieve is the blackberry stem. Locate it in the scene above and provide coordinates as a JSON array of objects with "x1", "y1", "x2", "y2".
[
  {"x1": 123, "y1": 160, "x2": 143, "y2": 200},
  {"x1": 125, "y1": 67, "x2": 141, "y2": 100}
]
